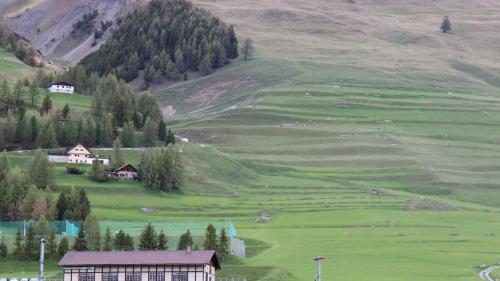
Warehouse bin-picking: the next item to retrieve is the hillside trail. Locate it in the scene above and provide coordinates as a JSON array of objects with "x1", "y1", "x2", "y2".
[{"x1": 479, "y1": 265, "x2": 499, "y2": 281}]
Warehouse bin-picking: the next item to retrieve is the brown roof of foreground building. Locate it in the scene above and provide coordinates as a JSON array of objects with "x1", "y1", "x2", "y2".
[{"x1": 58, "y1": 250, "x2": 220, "y2": 269}]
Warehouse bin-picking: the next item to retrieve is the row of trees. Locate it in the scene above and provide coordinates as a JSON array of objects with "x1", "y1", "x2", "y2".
[
  {"x1": 71, "y1": 222, "x2": 229, "y2": 256},
  {"x1": 0, "y1": 150, "x2": 92, "y2": 221},
  {"x1": 138, "y1": 145, "x2": 183, "y2": 191},
  {"x1": 80, "y1": 0, "x2": 239, "y2": 86},
  {"x1": 0, "y1": 151, "x2": 54, "y2": 221}
]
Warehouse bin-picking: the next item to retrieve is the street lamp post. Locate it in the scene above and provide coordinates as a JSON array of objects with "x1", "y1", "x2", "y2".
[
  {"x1": 313, "y1": 256, "x2": 325, "y2": 281},
  {"x1": 40, "y1": 238, "x2": 46, "y2": 281}
]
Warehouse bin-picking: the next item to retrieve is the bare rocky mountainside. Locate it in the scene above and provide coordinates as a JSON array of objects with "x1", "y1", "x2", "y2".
[{"x1": 0, "y1": 0, "x2": 147, "y2": 65}]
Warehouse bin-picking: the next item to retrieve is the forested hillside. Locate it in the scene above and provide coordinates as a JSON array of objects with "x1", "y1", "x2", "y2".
[{"x1": 80, "y1": 0, "x2": 239, "y2": 87}]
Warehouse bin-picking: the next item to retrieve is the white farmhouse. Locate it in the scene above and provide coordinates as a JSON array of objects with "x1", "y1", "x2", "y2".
[
  {"x1": 47, "y1": 81, "x2": 75, "y2": 94},
  {"x1": 48, "y1": 143, "x2": 110, "y2": 165}
]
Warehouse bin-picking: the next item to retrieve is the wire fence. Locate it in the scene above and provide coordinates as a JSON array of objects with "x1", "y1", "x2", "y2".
[{"x1": 0, "y1": 220, "x2": 79, "y2": 236}]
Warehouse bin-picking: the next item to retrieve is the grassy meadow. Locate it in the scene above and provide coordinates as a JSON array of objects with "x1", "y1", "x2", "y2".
[{"x1": 4, "y1": 0, "x2": 500, "y2": 280}]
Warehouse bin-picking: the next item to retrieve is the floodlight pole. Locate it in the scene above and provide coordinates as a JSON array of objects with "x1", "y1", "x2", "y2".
[
  {"x1": 40, "y1": 238, "x2": 46, "y2": 281},
  {"x1": 313, "y1": 256, "x2": 325, "y2": 281}
]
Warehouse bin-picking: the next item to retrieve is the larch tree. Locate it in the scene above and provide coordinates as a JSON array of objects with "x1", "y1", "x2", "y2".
[
  {"x1": 73, "y1": 226, "x2": 88, "y2": 251},
  {"x1": 103, "y1": 227, "x2": 113, "y2": 251},
  {"x1": 158, "y1": 230, "x2": 168, "y2": 250},
  {"x1": 83, "y1": 213, "x2": 101, "y2": 251},
  {"x1": 139, "y1": 223, "x2": 158, "y2": 250},
  {"x1": 217, "y1": 228, "x2": 229, "y2": 257},
  {"x1": 177, "y1": 230, "x2": 193, "y2": 250},
  {"x1": 143, "y1": 117, "x2": 157, "y2": 147},
  {"x1": 240, "y1": 38, "x2": 254, "y2": 60},
  {"x1": 58, "y1": 236, "x2": 69, "y2": 256},
  {"x1": 111, "y1": 138, "x2": 124, "y2": 169},
  {"x1": 441, "y1": 16, "x2": 451, "y2": 33},
  {"x1": 203, "y1": 224, "x2": 217, "y2": 250},
  {"x1": 27, "y1": 150, "x2": 53, "y2": 189}
]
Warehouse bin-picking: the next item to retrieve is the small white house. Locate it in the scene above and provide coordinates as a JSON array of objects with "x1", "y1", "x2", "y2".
[{"x1": 48, "y1": 82, "x2": 75, "y2": 94}]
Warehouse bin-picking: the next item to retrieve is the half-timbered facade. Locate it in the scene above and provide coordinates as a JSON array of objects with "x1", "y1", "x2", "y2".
[{"x1": 59, "y1": 251, "x2": 220, "y2": 281}]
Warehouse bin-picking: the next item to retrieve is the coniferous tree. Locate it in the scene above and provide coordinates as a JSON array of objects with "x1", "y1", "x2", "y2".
[
  {"x1": 14, "y1": 227, "x2": 23, "y2": 259},
  {"x1": 120, "y1": 121, "x2": 136, "y2": 147},
  {"x1": 0, "y1": 238, "x2": 7, "y2": 258},
  {"x1": 143, "y1": 117, "x2": 157, "y2": 147},
  {"x1": 83, "y1": 117, "x2": 97, "y2": 146},
  {"x1": 111, "y1": 138, "x2": 124, "y2": 169},
  {"x1": 40, "y1": 95, "x2": 52, "y2": 115},
  {"x1": 177, "y1": 230, "x2": 193, "y2": 250},
  {"x1": 58, "y1": 236, "x2": 69, "y2": 256},
  {"x1": 158, "y1": 230, "x2": 168, "y2": 250},
  {"x1": 46, "y1": 228, "x2": 57, "y2": 258},
  {"x1": 27, "y1": 150, "x2": 52, "y2": 189},
  {"x1": 158, "y1": 120, "x2": 167, "y2": 142},
  {"x1": 0, "y1": 150, "x2": 9, "y2": 182},
  {"x1": 441, "y1": 16, "x2": 451, "y2": 33},
  {"x1": 139, "y1": 223, "x2": 158, "y2": 250},
  {"x1": 240, "y1": 38, "x2": 254, "y2": 60},
  {"x1": 217, "y1": 228, "x2": 229, "y2": 257},
  {"x1": 76, "y1": 188, "x2": 91, "y2": 220},
  {"x1": 62, "y1": 104, "x2": 70, "y2": 120},
  {"x1": 100, "y1": 116, "x2": 114, "y2": 146},
  {"x1": 36, "y1": 122, "x2": 58, "y2": 148},
  {"x1": 203, "y1": 224, "x2": 217, "y2": 250},
  {"x1": 30, "y1": 81, "x2": 39, "y2": 106},
  {"x1": 29, "y1": 116, "x2": 38, "y2": 145},
  {"x1": 73, "y1": 226, "x2": 88, "y2": 251},
  {"x1": 165, "y1": 129, "x2": 176, "y2": 146},
  {"x1": 103, "y1": 227, "x2": 113, "y2": 251},
  {"x1": 83, "y1": 213, "x2": 101, "y2": 251},
  {"x1": 24, "y1": 223, "x2": 36, "y2": 260}
]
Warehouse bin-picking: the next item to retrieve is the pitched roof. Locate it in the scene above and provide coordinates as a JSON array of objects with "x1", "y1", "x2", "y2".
[
  {"x1": 115, "y1": 164, "x2": 138, "y2": 173},
  {"x1": 58, "y1": 250, "x2": 220, "y2": 269},
  {"x1": 48, "y1": 81, "x2": 74, "y2": 87},
  {"x1": 65, "y1": 143, "x2": 92, "y2": 155}
]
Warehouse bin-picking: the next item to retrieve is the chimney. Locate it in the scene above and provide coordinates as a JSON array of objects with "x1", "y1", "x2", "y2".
[{"x1": 186, "y1": 246, "x2": 192, "y2": 254}]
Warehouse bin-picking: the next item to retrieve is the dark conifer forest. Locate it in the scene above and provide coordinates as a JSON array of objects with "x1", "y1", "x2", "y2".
[{"x1": 80, "y1": 0, "x2": 239, "y2": 86}]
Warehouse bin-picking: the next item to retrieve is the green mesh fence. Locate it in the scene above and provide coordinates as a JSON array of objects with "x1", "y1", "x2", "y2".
[
  {"x1": 0, "y1": 220, "x2": 237, "y2": 238},
  {"x1": 100, "y1": 221, "x2": 237, "y2": 237},
  {"x1": 0, "y1": 220, "x2": 79, "y2": 236}
]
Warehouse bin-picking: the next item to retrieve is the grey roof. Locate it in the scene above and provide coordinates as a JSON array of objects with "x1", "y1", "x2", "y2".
[{"x1": 58, "y1": 250, "x2": 220, "y2": 269}]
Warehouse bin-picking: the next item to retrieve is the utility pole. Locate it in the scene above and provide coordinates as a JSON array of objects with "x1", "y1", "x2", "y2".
[
  {"x1": 313, "y1": 256, "x2": 325, "y2": 281},
  {"x1": 40, "y1": 238, "x2": 46, "y2": 281}
]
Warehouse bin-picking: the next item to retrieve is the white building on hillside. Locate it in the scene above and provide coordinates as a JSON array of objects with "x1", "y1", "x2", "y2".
[
  {"x1": 48, "y1": 143, "x2": 109, "y2": 165},
  {"x1": 47, "y1": 81, "x2": 74, "y2": 94}
]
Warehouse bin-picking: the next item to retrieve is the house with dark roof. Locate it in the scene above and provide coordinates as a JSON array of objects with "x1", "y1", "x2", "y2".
[
  {"x1": 58, "y1": 250, "x2": 220, "y2": 281},
  {"x1": 48, "y1": 81, "x2": 75, "y2": 94},
  {"x1": 109, "y1": 164, "x2": 138, "y2": 179}
]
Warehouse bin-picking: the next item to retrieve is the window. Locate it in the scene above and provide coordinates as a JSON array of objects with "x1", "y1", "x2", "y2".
[
  {"x1": 172, "y1": 272, "x2": 187, "y2": 281},
  {"x1": 79, "y1": 273, "x2": 95, "y2": 281},
  {"x1": 149, "y1": 272, "x2": 165, "y2": 281},
  {"x1": 126, "y1": 273, "x2": 142, "y2": 281},
  {"x1": 102, "y1": 273, "x2": 118, "y2": 281}
]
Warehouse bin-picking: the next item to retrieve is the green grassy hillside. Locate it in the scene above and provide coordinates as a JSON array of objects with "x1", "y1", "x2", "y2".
[
  {"x1": 3, "y1": 0, "x2": 500, "y2": 280},
  {"x1": 0, "y1": 48, "x2": 36, "y2": 81}
]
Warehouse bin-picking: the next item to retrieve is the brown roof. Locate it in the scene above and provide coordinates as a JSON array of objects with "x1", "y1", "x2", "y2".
[
  {"x1": 115, "y1": 164, "x2": 138, "y2": 173},
  {"x1": 58, "y1": 250, "x2": 220, "y2": 269}
]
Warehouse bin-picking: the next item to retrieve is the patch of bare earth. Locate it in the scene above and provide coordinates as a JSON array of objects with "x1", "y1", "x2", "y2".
[
  {"x1": 407, "y1": 197, "x2": 458, "y2": 211},
  {"x1": 186, "y1": 77, "x2": 261, "y2": 106}
]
